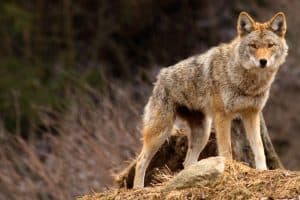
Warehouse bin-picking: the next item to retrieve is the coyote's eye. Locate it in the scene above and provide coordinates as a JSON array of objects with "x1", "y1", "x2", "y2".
[
  {"x1": 268, "y1": 43, "x2": 275, "y2": 48},
  {"x1": 249, "y1": 43, "x2": 257, "y2": 49}
]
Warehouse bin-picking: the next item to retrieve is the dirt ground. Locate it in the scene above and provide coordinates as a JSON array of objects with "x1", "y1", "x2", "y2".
[{"x1": 79, "y1": 160, "x2": 300, "y2": 200}]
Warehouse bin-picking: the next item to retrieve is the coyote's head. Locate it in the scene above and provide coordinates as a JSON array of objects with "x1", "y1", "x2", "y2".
[{"x1": 236, "y1": 12, "x2": 288, "y2": 70}]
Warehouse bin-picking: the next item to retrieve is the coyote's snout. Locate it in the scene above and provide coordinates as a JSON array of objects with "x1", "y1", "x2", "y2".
[{"x1": 133, "y1": 12, "x2": 288, "y2": 188}]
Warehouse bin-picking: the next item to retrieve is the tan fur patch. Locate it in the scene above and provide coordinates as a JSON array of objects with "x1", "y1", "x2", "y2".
[{"x1": 255, "y1": 47, "x2": 271, "y2": 60}]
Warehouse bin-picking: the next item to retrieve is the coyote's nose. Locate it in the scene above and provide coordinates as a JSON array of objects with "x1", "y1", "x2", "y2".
[{"x1": 259, "y1": 59, "x2": 267, "y2": 68}]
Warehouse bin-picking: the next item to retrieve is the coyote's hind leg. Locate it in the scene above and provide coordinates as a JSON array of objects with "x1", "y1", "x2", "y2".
[
  {"x1": 133, "y1": 98, "x2": 174, "y2": 188},
  {"x1": 133, "y1": 126, "x2": 172, "y2": 188},
  {"x1": 183, "y1": 114, "x2": 212, "y2": 168}
]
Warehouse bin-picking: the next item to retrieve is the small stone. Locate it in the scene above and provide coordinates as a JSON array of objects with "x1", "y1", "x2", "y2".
[{"x1": 162, "y1": 156, "x2": 225, "y2": 192}]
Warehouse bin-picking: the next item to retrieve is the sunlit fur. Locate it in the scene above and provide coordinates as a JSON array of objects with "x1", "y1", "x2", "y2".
[{"x1": 133, "y1": 12, "x2": 288, "y2": 188}]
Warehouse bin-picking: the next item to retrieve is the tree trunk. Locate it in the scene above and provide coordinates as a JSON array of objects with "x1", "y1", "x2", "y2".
[{"x1": 115, "y1": 113, "x2": 283, "y2": 189}]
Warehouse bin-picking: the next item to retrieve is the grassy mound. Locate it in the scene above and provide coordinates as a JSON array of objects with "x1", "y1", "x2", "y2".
[{"x1": 79, "y1": 160, "x2": 300, "y2": 199}]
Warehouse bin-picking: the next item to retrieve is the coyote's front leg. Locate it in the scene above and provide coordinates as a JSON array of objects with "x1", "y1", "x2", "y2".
[
  {"x1": 214, "y1": 112, "x2": 233, "y2": 159},
  {"x1": 243, "y1": 111, "x2": 267, "y2": 170}
]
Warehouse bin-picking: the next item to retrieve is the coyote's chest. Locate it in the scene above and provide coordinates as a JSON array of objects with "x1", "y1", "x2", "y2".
[{"x1": 219, "y1": 88, "x2": 269, "y2": 113}]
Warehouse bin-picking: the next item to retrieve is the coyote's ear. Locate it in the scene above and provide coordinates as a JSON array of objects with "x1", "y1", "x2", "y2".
[
  {"x1": 237, "y1": 12, "x2": 255, "y2": 36},
  {"x1": 269, "y1": 12, "x2": 287, "y2": 37}
]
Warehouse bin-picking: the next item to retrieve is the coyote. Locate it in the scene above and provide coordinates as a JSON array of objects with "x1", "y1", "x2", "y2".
[{"x1": 134, "y1": 12, "x2": 288, "y2": 188}]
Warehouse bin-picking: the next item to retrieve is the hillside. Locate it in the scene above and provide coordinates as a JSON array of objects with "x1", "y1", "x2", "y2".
[{"x1": 79, "y1": 158, "x2": 300, "y2": 200}]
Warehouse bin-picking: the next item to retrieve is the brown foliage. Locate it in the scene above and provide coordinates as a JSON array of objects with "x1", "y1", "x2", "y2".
[{"x1": 0, "y1": 80, "x2": 148, "y2": 200}]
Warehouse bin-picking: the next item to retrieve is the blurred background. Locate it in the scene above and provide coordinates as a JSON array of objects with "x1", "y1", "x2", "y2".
[{"x1": 0, "y1": 0, "x2": 300, "y2": 199}]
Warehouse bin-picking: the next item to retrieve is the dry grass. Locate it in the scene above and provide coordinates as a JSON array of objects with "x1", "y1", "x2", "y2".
[{"x1": 79, "y1": 160, "x2": 300, "y2": 200}]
